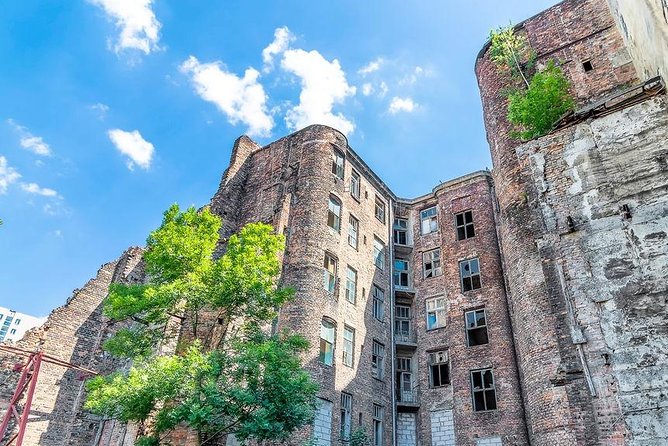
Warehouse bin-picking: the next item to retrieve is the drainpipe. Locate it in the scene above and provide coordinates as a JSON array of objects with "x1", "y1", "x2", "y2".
[{"x1": 388, "y1": 197, "x2": 397, "y2": 446}]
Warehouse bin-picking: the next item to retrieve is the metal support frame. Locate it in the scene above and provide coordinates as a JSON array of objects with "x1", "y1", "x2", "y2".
[{"x1": 0, "y1": 345, "x2": 97, "y2": 446}]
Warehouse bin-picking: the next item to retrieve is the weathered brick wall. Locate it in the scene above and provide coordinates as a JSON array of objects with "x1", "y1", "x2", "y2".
[
  {"x1": 401, "y1": 173, "x2": 527, "y2": 446},
  {"x1": 0, "y1": 247, "x2": 144, "y2": 446},
  {"x1": 475, "y1": 0, "x2": 665, "y2": 444}
]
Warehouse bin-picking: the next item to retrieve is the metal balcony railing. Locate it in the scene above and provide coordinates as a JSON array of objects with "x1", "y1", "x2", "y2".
[
  {"x1": 397, "y1": 388, "x2": 418, "y2": 404},
  {"x1": 395, "y1": 329, "x2": 417, "y2": 344}
]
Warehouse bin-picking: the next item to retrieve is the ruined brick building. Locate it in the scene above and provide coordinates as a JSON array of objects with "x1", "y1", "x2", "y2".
[{"x1": 1, "y1": 0, "x2": 667, "y2": 445}]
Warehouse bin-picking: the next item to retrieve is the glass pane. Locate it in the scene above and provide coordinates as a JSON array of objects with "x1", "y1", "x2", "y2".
[
  {"x1": 483, "y1": 370, "x2": 494, "y2": 388},
  {"x1": 472, "y1": 371, "x2": 483, "y2": 389},
  {"x1": 474, "y1": 391, "x2": 486, "y2": 411},
  {"x1": 463, "y1": 277, "x2": 472, "y2": 292},
  {"x1": 466, "y1": 311, "x2": 476, "y2": 328},
  {"x1": 476, "y1": 310, "x2": 486, "y2": 326},
  {"x1": 427, "y1": 312, "x2": 437, "y2": 329},
  {"x1": 456, "y1": 213, "x2": 464, "y2": 226},
  {"x1": 472, "y1": 275, "x2": 481, "y2": 290},
  {"x1": 465, "y1": 211, "x2": 473, "y2": 224},
  {"x1": 485, "y1": 390, "x2": 497, "y2": 410},
  {"x1": 468, "y1": 224, "x2": 475, "y2": 238}
]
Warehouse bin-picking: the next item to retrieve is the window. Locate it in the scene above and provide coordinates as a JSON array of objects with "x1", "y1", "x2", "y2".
[
  {"x1": 343, "y1": 326, "x2": 355, "y2": 367},
  {"x1": 394, "y1": 305, "x2": 411, "y2": 341},
  {"x1": 373, "y1": 237, "x2": 385, "y2": 270},
  {"x1": 332, "y1": 149, "x2": 345, "y2": 179},
  {"x1": 372, "y1": 285, "x2": 385, "y2": 321},
  {"x1": 393, "y1": 218, "x2": 408, "y2": 245},
  {"x1": 428, "y1": 351, "x2": 450, "y2": 387},
  {"x1": 426, "y1": 297, "x2": 446, "y2": 330},
  {"x1": 374, "y1": 196, "x2": 386, "y2": 223},
  {"x1": 350, "y1": 170, "x2": 361, "y2": 200},
  {"x1": 420, "y1": 207, "x2": 438, "y2": 234},
  {"x1": 319, "y1": 320, "x2": 335, "y2": 366},
  {"x1": 471, "y1": 369, "x2": 497, "y2": 412},
  {"x1": 341, "y1": 393, "x2": 352, "y2": 440},
  {"x1": 372, "y1": 340, "x2": 385, "y2": 379},
  {"x1": 372, "y1": 405, "x2": 384, "y2": 446},
  {"x1": 328, "y1": 196, "x2": 342, "y2": 232},
  {"x1": 460, "y1": 258, "x2": 481, "y2": 291},
  {"x1": 423, "y1": 249, "x2": 442, "y2": 278},
  {"x1": 393, "y1": 259, "x2": 409, "y2": 287},
  {"x1": 396, "y1": 357, "x2": 413, "y2": 403},
  {"x1": 455, "y1": 210, "x2": 475, "y2": 240},
  {"x1": 14, "y1": 319, "x2": 20, "y2": 325},
  {"x1": 345, "y1": 266, "x2": 357, "y2": 304},
  {"x1": 466, "y1": 309, "x2": 489, "y2": 346},
  {"x1": 323, "y1": 253, "x2": 337, "y2": 294},
  {"x1": 348, "y1": 215, "x2": 359, "y2": 249},
  {"x1": 9, "y1": 329, "x2": 16, "y2": 335},
  {"x1": 582, "y1": 60, "x2": 593, "y2": 72},
  {"x1": 663, "y1": 0, "x2": 668, "y2": 23}
]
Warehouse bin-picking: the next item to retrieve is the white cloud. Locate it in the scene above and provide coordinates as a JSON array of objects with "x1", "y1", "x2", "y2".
[
  {"x1": 107, "y1": 129, "x2": 155, "y2": 170},
  {"x1": 20, "y1": 182, "x2": 59, "y2": 197},
  {"x1": 281, "y1": 49, "x2": 356, "y2": 135},
  {"x1": 7, "y1": 119, "x2": 52, "y2": 156},
  {"x1": 262, "y1": 26, "x2": 295, "y2": 72},
  {"x1": 358, "y1": 58, "x2": 384, "y2": 76},
  {"x1": 378, "y1": 81, "x2": 389, "y2": 98},
  {"x1": 89, "y1": 0, "x2": 161, "y2": 54},
  {"x1": 388, "y1": 97, "x2": 417, "y2": 114},
  {"x1": 361, "y1": 83, "x2": 374, "y2": 96},
  {"x1": 180, "y1": 56, "x2": 274, "y2": 137},
  {"x1": 0, "y1": 156, "x2": 21, "y2": 194},
  {"x1": 90, "y1": 103, "x2": 110, "y2": 119},
  {"x1": 399, "y1": 65, "x2": 430, "y2": 86}
]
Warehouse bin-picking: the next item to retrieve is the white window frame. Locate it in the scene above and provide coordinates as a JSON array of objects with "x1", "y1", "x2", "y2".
[
  {"x1": 372, "y1": 340, "x2": 385, "y2": 380},
  {"x1": 323, "y1": 253, "x2": 337, "y2": 294},
  {"x1": 428, "y1": 350, "x2": 450, "y2": 388},
  {"x1": 319, "y1": 320, "x2": 335, "y2": 366},
  {"x1": 328, "y1": 196, "x2": 342, "y2": 232},
  {"x1": 345, "y1": 266, "x2": 357, "y2": 304},
  {"x1": 460, "y1": 258, "x2": 481, "y2": 292},
  {"x1": 348, "y1": 214, "x2": 359, "y2": 249},
  {"x1": 372, "y1": 285, "x2": 385, "y2": 321},
  {"x1": 426, "y1": 296, "x2": 446, "y2": 330},
  {"x1": 373, "y1": 404, "x2": 384, "y2": 446},
  {"x1": 373, "y1": 237, "x2": 385, "y2": 270},
  {"x1": 420, "y1": 206, "x2": 438, "y2": 234},
  {"x1": 343, "y1": 326, "x2": 355, "y2": 367},
  {"x1": 393, "y1": 259, "x2": 409, "y2": 287},
  {"x1": 350, "y1": 169, "x2": 361, "y2": 200},
  {"x1": 332, "y1": 149, "x2": 345, "y2": 179},
  {"x1": 374, "y1": 196, "x2": 386, "y2": 223},
  {"x1": 423, "y1": 249, "x2": 442, "y2": 278}
]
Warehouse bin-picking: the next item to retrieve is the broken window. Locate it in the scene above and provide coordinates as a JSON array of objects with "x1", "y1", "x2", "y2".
[
  {"x1": 471, "y1": 369, "x2": 497, "y2": 412},
  {"x1": 348, "y1": 214, "x2": 359, "y2": 249},
  {"x1": 423, "y1": 249, "x2": 442, "y2": 278},
  {"x1": 394, "y1": 305, "x2": 411, "y2": 341},
  {"x1": 375, "y1": 196, "x2": 386, "y2": 223},
  {"x1": 319, "y1": 319, "x2": 335, "y2": 366},
  {"x1": 396, "y1": 357, "x2": 414, "y2": 402},
  {"x1": 393, "y1": 218, "x2": 408, "y2": 245},
  {"x1": 350, "y1": 169, "x2": 361, "y2": 200},
  {"x1": 373, "y1": 237, "x2": 385, "y2": 270},
  {"x1": 345, "y1": 266, "x2": 357, "y2": 304},
  {"x1": 343, "y1": 326, "x2": 355, "y2": 367},
  {"x1": 372, "y1": 340, "x2": 385, "y2": 379},
  {"x1": 393, "y1": 259, "x2": 409, "y2": 287},
  {"x1": 428, "y1": 350, "x2": 450, "y2": 387},
  {"x1": 340, "y1": 392, "x2": 352, "y2": 440},
  {"x1": 372, "y1": 285, "x2": 385, "y2": 321},
  {"x1": 327, "y1": 195, "x2": 342, "y2": 232},
  {"x1": 466, "y1": 309, "x2": 489, "y2": 346},
  {"x1": 323, "y1": 253, "x2": 337, "y2": 294},
  {"x1": 426, "y1": 297, "x2": 446, "y2": 330},
  {"x1": 420, "y1": 206, "x2": 438, "y2": 234},
  {"x1": 582, "y1": 60, "x2": 593, "y2": 72},
  {"x1": 460, "y1": 258, "x2": 481, "y2": 292},
  {"x1": 332, "y1": 149, "x2": 345, "y2": 179},
  {"x1": 455, "y1": 210, "x2": 475, "y2": 240}
]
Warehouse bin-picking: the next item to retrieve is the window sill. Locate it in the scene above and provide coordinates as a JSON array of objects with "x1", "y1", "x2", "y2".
[
  {"x1": 472, "y1": 409, "x2": 499, "y2": 414},
  {"x1": 426, "y1": 326, "x2": 447, "y2": 333}
]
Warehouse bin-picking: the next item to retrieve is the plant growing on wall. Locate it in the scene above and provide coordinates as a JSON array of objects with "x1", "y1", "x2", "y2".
[
  {"x1": 85, "y1": 204, "x2": 318, "y2": 446},
  {"x1": 489, "y1": 25, "x2": 575, "y2": 140},
  {"x1": 349, "y1": 427, "x2": 371, "y2": 446}
]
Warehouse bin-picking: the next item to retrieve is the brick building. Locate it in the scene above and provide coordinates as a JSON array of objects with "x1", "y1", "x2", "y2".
[{"x1": 1, "y1": 0, "x2": 667, "y2": 445}]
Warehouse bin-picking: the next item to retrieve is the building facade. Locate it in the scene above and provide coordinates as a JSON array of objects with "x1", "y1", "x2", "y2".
[
  {"x1": 1, "y1": 0, "x2": 667, "y2": 445},
  {"x1": 0, "y1": 307, "x2": 45, "y2": 343}
]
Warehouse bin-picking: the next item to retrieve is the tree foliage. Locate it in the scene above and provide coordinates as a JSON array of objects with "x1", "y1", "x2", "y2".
[
  {"x1": 507, "y1": 60, "x2": 575, "y2": 140},
  {"x1": 85, "y1": 204, "x2": 318, "y2": 445},
  {"x1": 489, "y1": 25, "x2": 574, "y2": 140}
]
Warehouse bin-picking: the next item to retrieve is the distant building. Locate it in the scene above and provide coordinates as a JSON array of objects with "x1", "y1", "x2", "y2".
[{"x1": 0, "y1": 307, "x2": 46, "y2": 343}]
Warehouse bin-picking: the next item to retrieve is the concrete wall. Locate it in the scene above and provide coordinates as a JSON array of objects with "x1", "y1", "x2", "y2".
[{"x1": 607, "y1": 0, "x2": 668, "y2": 80}]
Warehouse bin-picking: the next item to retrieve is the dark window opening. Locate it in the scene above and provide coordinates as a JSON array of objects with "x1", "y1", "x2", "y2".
[
  {"x1": 582, "y1": 60, "x2": 593, "y2": 72},
  {"x1": 460, "y1": 258, "x2": 481, "y2": 292},
  {"x1": 455, "y1": 210, "x2": 475, "y2": 240},
  {"x1": 471, "y1": 369, "x2": 497, "y2": 412},
  {"x1": 466, "y1": 309, "x2": 489, "y2": 346}
]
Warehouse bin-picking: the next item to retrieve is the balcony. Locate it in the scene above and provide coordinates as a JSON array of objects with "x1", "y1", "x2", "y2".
[
  {"x1": 396, "y1": 388, "x2": 419, "y2": 410},
  {"x1": 395, "y1": 329, "x2": 417, "y2": 347},
  {"x1": 393, "y1": 242, "x2": 413, "y2": 257}
]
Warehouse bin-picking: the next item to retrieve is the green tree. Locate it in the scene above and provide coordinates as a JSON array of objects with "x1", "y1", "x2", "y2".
[
  {"x1": 489, "y1": 25, "x2": 535, "y2": 88},
  {"x1": 507, "y1": 60, "x2": 575, "y2": 140},
  {"x1": 85, "y1": 205, "x2": 318, "y2": 445}
]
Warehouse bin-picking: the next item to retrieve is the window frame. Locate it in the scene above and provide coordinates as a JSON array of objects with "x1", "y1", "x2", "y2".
[
  {"x1": 332, "y1": 149, "x2": 345, "y2": 179},
  {"x1": 350, "y1": 169, "x2": 361, "y2": 200},
  {"x1": 371, "y1": 340, "x2": 385, "y2": 380},
  {"x1": 340, "y1": 392, "x2": 353, "y2": 441},
  {"x1": 465, "y1": 308, "x2": 489, "y2": 347},
  {"x1": 459, "y1": 258, "x2": 482, "y2": 292},
  {"x1": 372, "y1": 404, "x2": 384, "y2": 446},
  {"x1": 372, "y1": 285, "x2": 385, "y2": 321},
  {"x1": 422, "y1": 248, "x2": 442, "y2": 279},
  {"x1": 323, "y1": 253, "x2": 338, "y2": 294},
  {"x1": 455, "y1": 210, "x2": 475, "y2": 241},
  {"x1": 373, "y1": 237, "x2": 385, "y2": 270},
  {"x1": 348, "y1": 214, "x2": 359, "y2": 250},
  {"x1": 319, "y1": 319, "x2": 336, "y2": 366},
  {"x1": 342, "y1": 325, "x2": 355, "y2": 368},
  {"x1": 393, "y1": 259, "x2": 410, "y2": 288},
  {"x1": 426, "y1": 296, "x2": 447, "y2": 330},
  {"x1": 327, "y1": 195, "x2": 342, "y2": 232},
  {"x1": 345, "y1": 266, "x2": 357, "y2": 304},
  {"x1": 374, "y1": 196, "x2": 386, "y2": 224},
  {"x1": 393, "y1": 218, "x2": 408, "y2": 245},
  {"x1": 428, "y1": 350, "x2": 450, "y2": 388},
  {"x1": 420, "y1": 206, "x2": 438, "y2": 235},
  {"x1": 470, "y1": 368, "x2": 497, "y2": 412}
]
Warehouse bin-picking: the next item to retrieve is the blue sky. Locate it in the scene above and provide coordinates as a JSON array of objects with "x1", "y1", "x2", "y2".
[{"x1": 0, "y1": 0, "x2": 557, "y2": 316}]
